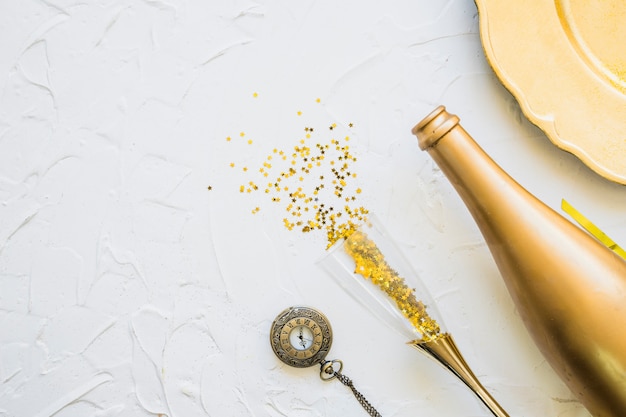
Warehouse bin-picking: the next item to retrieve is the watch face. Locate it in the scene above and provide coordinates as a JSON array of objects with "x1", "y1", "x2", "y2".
[
  {"x1": 288, "y1": 322, "x2": 316, "y2": 351},
  {"x1": 270, "y1": 306, "x2": 333, "y2": 368}
]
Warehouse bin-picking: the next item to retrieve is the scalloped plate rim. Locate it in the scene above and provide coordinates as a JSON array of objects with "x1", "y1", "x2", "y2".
[{"x1": 475, "y1": 0, "x2": 626, "y2": 185}]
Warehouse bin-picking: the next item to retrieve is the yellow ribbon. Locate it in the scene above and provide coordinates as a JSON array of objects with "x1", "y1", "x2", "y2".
[{"x1": 561, "y1": 199, "x2": 626, "y2": 260}]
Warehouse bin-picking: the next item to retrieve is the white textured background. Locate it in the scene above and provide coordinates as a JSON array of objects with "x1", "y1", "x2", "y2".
[{"x1": 1, "y1": 1, "x2": 625, "y2": 416}]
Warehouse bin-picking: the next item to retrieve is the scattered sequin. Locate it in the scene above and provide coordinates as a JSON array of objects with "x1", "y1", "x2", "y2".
[
  {"x1": 225, "y1": 99, "x2": 367, "y2": 247},
  {"x1": 219, "y1": 94, "x2": 438, "y2": 343}
]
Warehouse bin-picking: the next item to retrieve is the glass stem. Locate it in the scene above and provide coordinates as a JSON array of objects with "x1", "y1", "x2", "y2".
[{"x1": 409, "y1": 333, "x2": 510, "y2": 417}]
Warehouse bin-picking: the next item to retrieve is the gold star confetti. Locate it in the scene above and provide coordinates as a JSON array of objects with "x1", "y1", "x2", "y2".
[
  {"x1": 219, "y1": 96, "x2": 441, "y2": 342},
  {"x1": 224, "y1": 97, "x2": 368, "y2": 248}
]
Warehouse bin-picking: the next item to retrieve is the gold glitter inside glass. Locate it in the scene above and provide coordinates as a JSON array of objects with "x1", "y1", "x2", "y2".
[{"x1": 342, "y1": 228, "x2": 442, "y2": 342}]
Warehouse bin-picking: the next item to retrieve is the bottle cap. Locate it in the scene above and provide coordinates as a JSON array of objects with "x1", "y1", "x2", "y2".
[{"x1": 412, "y1": 106, "x2": 460, "y2": 150}]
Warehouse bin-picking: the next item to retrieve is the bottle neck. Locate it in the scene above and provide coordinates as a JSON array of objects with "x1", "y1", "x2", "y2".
[
  {"x1": 412, "y1": 105, "x2": 580, "y2": 280},
  {"x1": 413, "y1": 106, "x2": 529, "y2": 230}
]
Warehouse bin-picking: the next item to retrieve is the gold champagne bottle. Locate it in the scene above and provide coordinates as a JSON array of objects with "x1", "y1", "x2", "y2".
[{"x1": 412, "y1": 106, "x2": 626, "y2": 417}]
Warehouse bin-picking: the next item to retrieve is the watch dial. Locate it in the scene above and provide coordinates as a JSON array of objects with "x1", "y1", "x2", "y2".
[
  {"x1": 289, "y1": 325, "x2": 314, "y2": 350},
  {"x1": 270, "y1": 306, "x2": 333, "y2": 368}
]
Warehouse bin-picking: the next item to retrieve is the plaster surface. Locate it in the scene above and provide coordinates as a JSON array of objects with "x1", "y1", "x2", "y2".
[{"x1": 1, "y1": 1, "x2": 624, "y2": 416}]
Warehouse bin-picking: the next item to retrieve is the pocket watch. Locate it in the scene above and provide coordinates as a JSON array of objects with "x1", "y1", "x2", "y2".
[
  {"x1": 270, "y1": 306, "x2": 382, "y2": 417},
  {"x1": 269, "y1": 305, "x2": 333, "y2": 368}
]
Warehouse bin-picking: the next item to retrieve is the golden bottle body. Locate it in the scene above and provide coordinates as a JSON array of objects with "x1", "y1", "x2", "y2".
[{"x1": 412, "y1": 106, "x2": 626, "y2": 417}]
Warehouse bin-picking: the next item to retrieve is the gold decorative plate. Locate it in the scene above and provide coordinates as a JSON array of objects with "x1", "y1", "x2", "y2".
[{"x1": 476, "y1": 0, "x2": 626, "y2": 185}]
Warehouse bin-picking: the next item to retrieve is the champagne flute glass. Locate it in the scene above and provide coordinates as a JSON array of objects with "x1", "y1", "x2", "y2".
[{"x1": 317, "y1": 214, "x2": 510, "y2": 417}]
